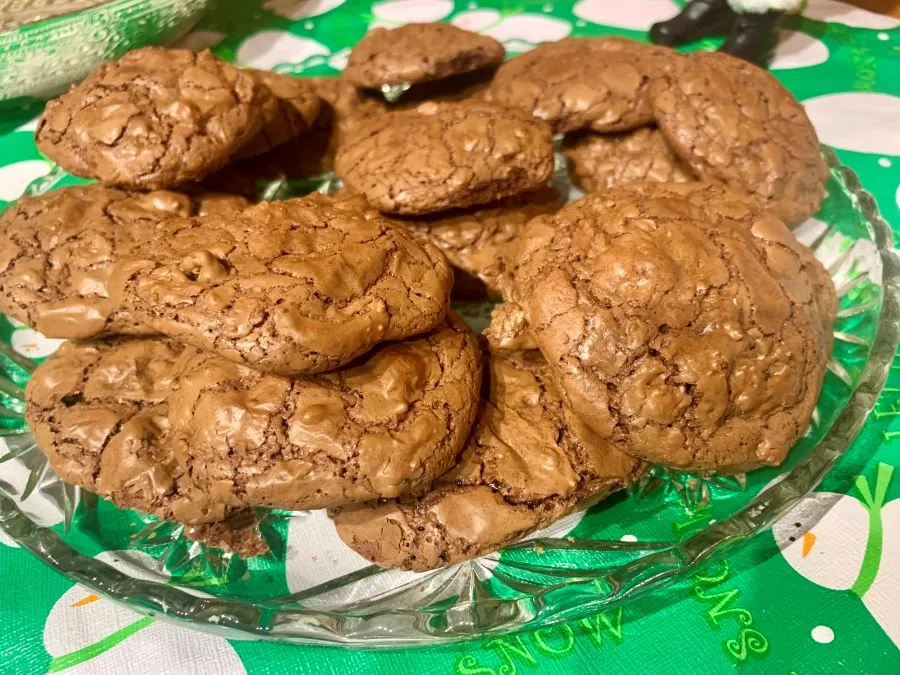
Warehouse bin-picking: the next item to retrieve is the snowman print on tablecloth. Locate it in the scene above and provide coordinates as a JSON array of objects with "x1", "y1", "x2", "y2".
[
  {"x1": 236, "y1": 0, "x2": 577, "y2": 72},
  {"x1": 263, "y1": 0, "x2": 347, "y2": 21},
  {"x1": 235, "y1": 0, "x2": 360, "y2": 73},
  {"x1": 6, "y1": 316, "x2": 64, "y2": 360},
  {"x1": 42, "y1": 551, "x2": 244, "y2": 674},
  {"x1": 237, "y1": 0, "x2": 456, "y2": 72},
  {"x1": 773, "y1": 463, "x2": 899, "y2": 647},
  {"x1": 236, "y1": 29, "x2": 347, "y2": 73},
  {"x1": 450, "y1": 9, "x2": 571, "y2": 54},
  {"x1": 0, "y1": 118, "x2": 67, "y2": 207},
  {"x1": 367, "y1": 1, "x2": 573, "y2": 54}
]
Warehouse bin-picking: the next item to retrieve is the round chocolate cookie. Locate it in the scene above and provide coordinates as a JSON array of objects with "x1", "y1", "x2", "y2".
[
  {"x1": 282, "y1": 72, "x2": 493, "y2": 179},
  {"x1": 513, "y1": 182, "x2": 836, "y2": 473},
  {"x1": 649, "y1": 51, "x2": 827, "y2": 226},
  {"x1": 485, "y1": 38, "x2": 669, "y2": 133},
  {"x1": 24, "y1": 337, "x2": 198, "y2": 516},
  {"x1": 564, "y1": 127, "x2": 694, "y2": 193},
  {"x1": 35, "y1": 48, "x2": 271, "y2": 189},
  {"x1": 111, "y1": 194, "x2": 453, "y2": 376},
  {"x1": 233, "y1": 69, "x2": 322, "y2": 159},
  {"x1": 397, "y1": 187, "x2": 562, "y2": 299},
  {"x1": 0, "y1": 184, "x2": 247, "y2": 339},
  {"x1": 343, "y1": 23, "x2": 505, "y2": 89},
  {"x1": 335, "y1": 101, "x2": 554, "y2": 215},
  {"x1": 162, "y1": 315, "x2": 481, "y2": 522},
  {"x1": 332, "y1": 350, "x2": 644, "y2": 571}
]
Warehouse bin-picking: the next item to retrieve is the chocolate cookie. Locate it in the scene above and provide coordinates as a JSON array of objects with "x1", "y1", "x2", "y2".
[
  {"x1": 483, "y1": 301, "x2": 537, "y2": 352},
  {"x1": 485, "y1": 38, "x2": 669, "y2": 134},
  {"x1": 187, "y1": 512, "x2": 269, "y2": 557},
  {"x1": 332, "y1": 350, "x2": 644, "y2": 571},
  {"x1": 24, "y1": 337, "x2": 196, "y2": 516},
  {"x1": 314, "y1": 76, "x2": 390, "y2": 136},
  {"x1": 35, "y1": 48, "x2": 270, "y2": 189},
  {"x1": 162, "y1": 315, "x2": 481, "y2": 522},
  {"x1": 397, "y1": 187, "x2": 562, "y2": 298},
  {"x1": 248, "y1": 71, "x2": 495, "y2": 183},
  {"x1": 335, "y1": 101, "x2": 554, "y2": 215},
  {"x1": 564, "y1": 127, "x2": 694, "y2": 193},
  {"x1": 292, "y1": 72, "x2": 494, "y2": 179},
  {"x1": 233, "y1": 69, "x2": 321, "y2": 159},
  {"x1": 514, "y1": 182, "x2": 836, "y2": 473},
  {"x1": 0, "y1": 185, "x2": 247, "y2": 339},
  {"x1": 305, "y1": 76, "x2": 388, "y2": 173},
  {"x1": 235, "y1": 76, "x2": 389, "y2": 180},
  {"x1": 650, "y1": 51, "x2": 827, "y2": 226},
  {"x1": 112, "y1": 194, "x2": 453, "y2": 376},
  {"x1": 391, "y1": 68, "x2": 495, "y2": 109},
  {"x1": 27, "y1": 317, "x2": 481, "y2": 525},
  {"x1": 561, "y1": 182, "x2": 837, "y2": 336},
  {"x1": 343, "y1": 23, "x2": 504, "y2": 89}
]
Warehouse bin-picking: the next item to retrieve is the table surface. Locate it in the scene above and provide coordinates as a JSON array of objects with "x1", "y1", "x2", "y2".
[{"x1": 0, "y1": 1, "x2": 899, "y2": 673}]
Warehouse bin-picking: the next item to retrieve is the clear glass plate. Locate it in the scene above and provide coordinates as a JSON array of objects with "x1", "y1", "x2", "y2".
[{"x1": 0, "y1": 147, "x2": 898, "y2": 647}]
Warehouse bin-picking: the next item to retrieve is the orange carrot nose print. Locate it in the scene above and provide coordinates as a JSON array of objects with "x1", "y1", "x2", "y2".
[
  {"x1": 70, "y1": 594, "x2": 100, "y2": 608},
  {"x1": 802, "y1": 531, "x2": 817, "y2": 558}
]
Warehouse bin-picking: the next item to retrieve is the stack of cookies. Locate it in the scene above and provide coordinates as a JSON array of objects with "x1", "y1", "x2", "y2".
[
  {"x1": 330, "y1": 23, "x2": 561, "y2": 300},
  {"x1": 483, "y1": 36, "x2": 826, "y2": 226},
  {"x1": 3, "y1": 23, "x2": 838, "y2": 572},
  {"x1": 11, "y1": 192, "x2": 487, "y2": 528},
  {"x1": 321, "y1": 27, "x2": 835, "y2": 569},
  {"x1": 34, "y1": 48, "x2": 324, "y2": 190}
]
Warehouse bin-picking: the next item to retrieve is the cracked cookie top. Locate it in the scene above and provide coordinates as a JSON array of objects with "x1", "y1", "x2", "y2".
[
  {"x1": 110, "y1": 193, "x2": 453, "y2": 376},
  {"x1": 35, "y1": 48, "x2": 271, "y2": 189},
  {"x1": 335, "y1": 101, "x2": 554, "y2": 215},
  {"x1": 313, "y1": 75, "x2": 391, "y2": 139},
  {"x1": 564, "y1": 127, "x2": 694, "y2": 193},
  {"x1": 0, "y1": 184, "x2": 247, "y2": 339},
  {"x1": 162, "y1": 314, "x2": 481, "y2": 521},
  {"x1": 395, "y1": 187, "x2": 562, "y2": 299},
  {"x1": 650, "y1": 51, "x2": 827, "y2": 226},
  {"x1": 25, "y1": 337, "x2": 189, "y2": 515},
  {"x1": 485, "y1": 38, "x2": 670, "y2": 134},
  {"x1": 221, "y1": 76, "x2": 390, "y2": 181},
  {"x1": 343, "y1": 23, "x2": 505, "y2": 89},
  {"x1": 483, "y1": 301, "x2": 537, "y2": 352},
  {"x1": 285, "y1": 72, "x2": 495, "y2": 179},
  {"x1": 332, "y1": 350, "x2": 644, "y2": 571},
  {"x1": 26, "y1": 318, "x2": 482, "y2": 525},
  {"x1": 513, "y1": 182, "x2": 836, "y2": 473},
  {"x1": 232, "y1": 69, "x2": 322, "y2": 159}
]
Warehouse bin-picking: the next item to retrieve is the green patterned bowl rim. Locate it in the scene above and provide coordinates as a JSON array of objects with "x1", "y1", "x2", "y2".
[
  {"x1": 0, "y1": 147, "x2": 898, "y2": 647},
  {"x1": 0, "y1": 1, "x2": 116, "y2": 34},
  {"x1": 0, "y1": 0, "x2": 213, "y2": 104},
  {"x1": 0, "y1": 0, "x2": 202, "y2": 38}
]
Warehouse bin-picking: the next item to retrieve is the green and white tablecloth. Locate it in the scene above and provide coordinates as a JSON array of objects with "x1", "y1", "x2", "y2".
[{"x1": 0, "y1": 1, "x2": 898, "y2": 672}]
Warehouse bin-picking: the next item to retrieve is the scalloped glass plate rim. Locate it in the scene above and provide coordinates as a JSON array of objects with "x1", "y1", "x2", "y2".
[{"x1": 1, "y1": 147, "x2": 898, "y2": 648}]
